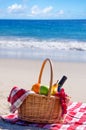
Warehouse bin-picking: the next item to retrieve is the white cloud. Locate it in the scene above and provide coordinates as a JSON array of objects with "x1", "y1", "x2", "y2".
[
  {"x1": 8, "y1": 3, "x2": 24, "y2": 13},
  {"x1": 7, "y1": 3, "x2": 56, "y2": 18},
  {"x1": 42, "y1": 6, "x2": 53, "y2": 14},
  {"x1": 31, "y1": 5, "x2": 53, "y2": 16},
  {"x1": 31, "y1": 5, "x2": 40, "y2": 15}
]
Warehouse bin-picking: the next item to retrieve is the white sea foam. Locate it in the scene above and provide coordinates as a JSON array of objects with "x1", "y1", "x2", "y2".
[{"x1": 0, "y1": 37, "x2": 86, "y2": 51}]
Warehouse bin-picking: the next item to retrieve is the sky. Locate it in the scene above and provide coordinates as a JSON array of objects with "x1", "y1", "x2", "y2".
[{"x1": 0, "y1": 0, "x2": 86, "y2": 19}]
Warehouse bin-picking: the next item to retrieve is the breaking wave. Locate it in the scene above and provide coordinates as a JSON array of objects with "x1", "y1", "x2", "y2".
[{"x1": 0, "y1": 37, "x2": 86, "y2": 51}]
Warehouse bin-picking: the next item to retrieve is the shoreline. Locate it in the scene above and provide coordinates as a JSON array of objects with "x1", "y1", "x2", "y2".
[
  {"x1": 0, "y1": 47, "x2": 86, "y2": 63},
  {"x1": 0, "y1": 58, "x2": 86, "y2": 116}
]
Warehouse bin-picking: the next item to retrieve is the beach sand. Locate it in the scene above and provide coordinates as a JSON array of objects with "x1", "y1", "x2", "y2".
[{"x1": 0, "y1": 58, "x2": 86, "y2": 129}]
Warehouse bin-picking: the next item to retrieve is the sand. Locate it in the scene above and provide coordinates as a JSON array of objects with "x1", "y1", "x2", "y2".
[{"x1": 0, "y1": 58, "x2": 86, "y2": 129}]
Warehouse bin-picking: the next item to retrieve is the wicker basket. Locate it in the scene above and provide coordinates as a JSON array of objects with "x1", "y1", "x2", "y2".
[{"x1": 18, "y1": 58, "x2": 69, "y2": 123}]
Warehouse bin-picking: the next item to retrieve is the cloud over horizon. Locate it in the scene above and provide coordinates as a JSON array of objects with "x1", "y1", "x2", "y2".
[
  {"x1": 8, "y1": 3, "x2": 25, "y2": 13},
  {"x1": 31, "y1": 5, "x2": 53, "y2": 16},
  {"x1": 0, "y1": 0, "x2": 84, "y2": 19}
]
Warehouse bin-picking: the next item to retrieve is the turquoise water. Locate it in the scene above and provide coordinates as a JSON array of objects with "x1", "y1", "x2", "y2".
[{"x1": 0, "y1": 19, "x2": 86, "y2": 62}]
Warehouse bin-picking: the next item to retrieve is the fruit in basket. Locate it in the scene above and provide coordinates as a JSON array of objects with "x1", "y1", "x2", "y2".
[
  {"x1": 51, "y1": 80, "x2": 58, "y2": 95},
  {"x1": 39, "y1": 85, "x2": 49, "y2": 95},
  {"x1": 31, "y1": 83, "x2": 40, "y2": 93}
]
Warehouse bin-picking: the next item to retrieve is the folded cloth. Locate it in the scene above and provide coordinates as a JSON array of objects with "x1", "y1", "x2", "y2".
[{"x1": 8, "y1": 86, "x2": 34, "y2": 113}]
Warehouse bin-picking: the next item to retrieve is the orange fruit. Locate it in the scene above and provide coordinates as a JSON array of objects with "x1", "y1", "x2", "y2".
[{"x1": 31, "y1": 83, "x2": 40, "y2": 93}]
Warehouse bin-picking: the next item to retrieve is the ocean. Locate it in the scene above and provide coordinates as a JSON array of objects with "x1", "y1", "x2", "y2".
[{"x1": 0, "y1": 19, "x2": 86, "y2": 62}]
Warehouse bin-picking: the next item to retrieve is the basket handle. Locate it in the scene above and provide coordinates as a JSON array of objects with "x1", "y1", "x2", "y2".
[{"x1": 38, "y1": 58, "x2": 53, "y2": 97}]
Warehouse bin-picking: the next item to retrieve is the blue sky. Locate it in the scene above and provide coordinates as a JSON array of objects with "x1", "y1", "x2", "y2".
[{"x1": 0, "y1": 0, "x2": 86, "y2": 19}]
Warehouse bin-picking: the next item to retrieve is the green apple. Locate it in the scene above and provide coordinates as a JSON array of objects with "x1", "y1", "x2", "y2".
[{"x1": 39, "y1": 85, "x2": 49, "y2": 95}]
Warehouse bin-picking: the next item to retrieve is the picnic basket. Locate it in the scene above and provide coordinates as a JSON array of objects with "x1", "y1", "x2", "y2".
[{"x1": 18, "y1": 58, "x2": 69, "y2": 123}]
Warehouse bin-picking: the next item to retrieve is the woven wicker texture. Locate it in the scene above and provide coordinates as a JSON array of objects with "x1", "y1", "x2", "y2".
[{"x1": 18, "y1": 58, "x2": 68, "y2": 123}]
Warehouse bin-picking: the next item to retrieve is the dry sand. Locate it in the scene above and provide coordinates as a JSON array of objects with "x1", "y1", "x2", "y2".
[{"x1": 0, "y1": 58, "x2": 86, "y2": 129}]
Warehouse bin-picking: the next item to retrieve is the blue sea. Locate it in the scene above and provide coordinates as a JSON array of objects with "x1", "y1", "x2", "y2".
[{"x1": 0, "y1": 19, "x2": 86, "y2": 62}]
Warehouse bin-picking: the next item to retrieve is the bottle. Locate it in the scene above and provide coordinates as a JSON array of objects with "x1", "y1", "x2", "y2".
[{"x1": 58, "y1": 75, "x2": 67, "y2": 92}]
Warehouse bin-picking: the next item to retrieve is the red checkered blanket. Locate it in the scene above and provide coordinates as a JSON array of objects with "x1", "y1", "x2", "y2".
[{"x1": 1, "y1": 102, "x2": 86, "y2": 130}]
